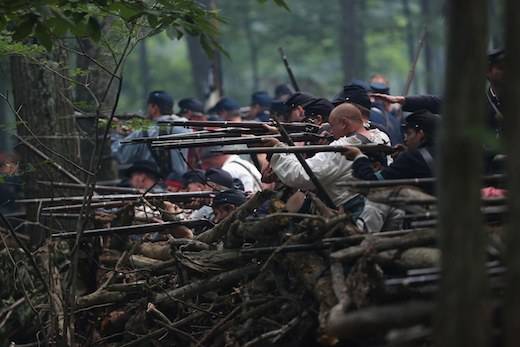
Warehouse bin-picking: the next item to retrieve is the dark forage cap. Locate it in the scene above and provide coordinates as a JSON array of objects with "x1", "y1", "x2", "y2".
[
  {"x1": 181, "y1": 169, "x2": 206, "y2": 187},
  {"x1": 302, "y1": 98, "x2": 334, "y2": 121},
  {"x1": 403, "y1": 110, "x2": 441, "y2": 137},
  {"x1": 331, "y1": 84, "x2": 372, "y2": 110},
  {"x1": 212, "y1": 97, "x2": 240, "y2": 113},
  {"x1": 350, "y1": 79, "x2": 370, "y2": 91},
  {"x1": 213, "y1": 189, "x2": 247, "y2": 207},
  {"x1": 488, "y1": 48, "x2": 505, "y2": 66},
  {"x1": 370, "y1": 82, "x2": 390, "y2": 95},
  {"x1": 123, "y1": 160, "x2": 162, "y2": 179},
  {"x1": 274, "y1": 84, "x2": 293, "y2": 99},
  {"x1": 147, "y1": 90, "x2": 174, "y2": 110},
  {"x1": 206, "y1": 168, "x2": 234, "y2": 189},
  {"x1": 284, "y1": 92, "x2": 315, "y2": 110},
  {"x1": 178, "y1": 97, "x2": 204, "y2": 114},
  {"x1": 251, "y1": 91, "x2": 273, "y2": 107}
]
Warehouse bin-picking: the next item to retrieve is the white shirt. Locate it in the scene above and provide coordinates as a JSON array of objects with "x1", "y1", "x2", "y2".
[
  {"x1": 270, "y1": 132, "x2": 387, "y2": 206},
  {"x1": 222, "y1": 155, "x2": 262, "y2": 193}
]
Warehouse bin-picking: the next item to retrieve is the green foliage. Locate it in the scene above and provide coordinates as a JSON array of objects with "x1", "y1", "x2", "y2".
[{"x1": 0, "y1": 0, "x2": 222, "y2": 54}]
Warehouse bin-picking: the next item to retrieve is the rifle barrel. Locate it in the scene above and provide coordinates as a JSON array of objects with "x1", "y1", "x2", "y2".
[
  {"x1": 37, "y1": 181, "x2": 140, "y2": 194},
  {"x1": 121, "y1": 129, "x2": 254, "y2": 144},
  {"x1": 15, "y1": 191, "x2": 216, "y2": 204},
  {"x1": 51, "y1": 219, "x2": 214, "y2": 239},
  {"x1": 212, "y1": 144, "x2": 396, "y2": 155},
  {"x1": 157, "y1": 120, "x2": 320, "y2": 133},
  {"x1": 150, "y1": 133, "x2": 328, "y2": 149}
]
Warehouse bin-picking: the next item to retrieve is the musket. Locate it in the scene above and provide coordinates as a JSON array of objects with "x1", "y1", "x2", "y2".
[
  {"x1": 41, "y1": 201, "x2": 128, "y2": 212},
  {"x1": 402, "y1": 27, "x2": 427, "y2": 96},
  {"x1": 37, "y1": 181, "x2": 141, "y2": 194},
  {"x1": 336, "y1": 174, "x2": 505, "y2": 188},
  {"x1": 51, "y1": 219, "x2": 214, "y2": 239},
  {"x1": 74, "y1": 113, "x2": 146, "y2": 119},
  {"x1": 211, "y1": 144, "x2": 396, "y2": 156},
  {"x1": 279, "y1": 47, "x2": 300, "y2": 91},
  {"x1": 156, "y1": 120, "x2": 320, "y2": 133},
  {"x1": 150, "y1": 133, "x2": 332, "y2": 150},
  {"x1": 271, "y1": 113, "x2": 336, "y2": 208},
  {"x1": 15, "y1": 191, "x2": 216, "y2": 204},
  {"x1": 122, "y1": 129, "x2": 249, "y2": 144}
]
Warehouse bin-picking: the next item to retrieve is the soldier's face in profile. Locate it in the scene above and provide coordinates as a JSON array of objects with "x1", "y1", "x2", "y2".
[
  {"x1": 404, "y1": 128, "x2": 424, "y2": 149},
  {"x1": 289, "y1": 106, "x2": 305, "y2": 122},
  {"x1": 487, "y1": 62, "x2": 504, "y2": 87}
]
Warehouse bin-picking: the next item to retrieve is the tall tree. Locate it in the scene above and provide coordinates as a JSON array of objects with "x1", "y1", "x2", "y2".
[
  {"x1": 10, "y1": 47, "x2": 81, "y2": 192},
  {"x1": 421, "y1": 0, "x2": 435, "y2": 93},
  {"x1": 435, "y1": 0, "x2": 489, "y2": 346},
  {"x1": 242, "y1": 0, "x2": 260, "y2": 92},
  {"x1": 503, "y1": 0, "x2": 520, "y2": 345},
  {"x1": 138, "y1": 40, "x2": 151, "y2": 107},
  {"x1": 338, "y1": 0, "x2": 366, "y2": 83}
]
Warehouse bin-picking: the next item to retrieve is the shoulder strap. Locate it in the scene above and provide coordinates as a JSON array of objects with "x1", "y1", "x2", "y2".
[
  {"x1": 354, "y1": 133, "x2": 372, "y2": 145},
  {"x1": 418, "y1": 147, "x2": 435, "y2": 174},
  {"x1": 228, "y1": 157, "x2": 262, "y2": 190},
  {"x1": 145, "y1": 126, "x2": 173, "y2": 177}
]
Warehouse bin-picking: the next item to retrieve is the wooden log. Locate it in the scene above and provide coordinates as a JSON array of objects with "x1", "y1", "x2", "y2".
[
  {"x1": 326, "y1": 301, "x2": 433, "y2": 339},
  {"x1": 154, "y1": 264, "x2": 260, "y2": 304},
  {"x1": 196, "y1": 190, "x2": 275, "y2": 244},
  {"x1": 331, "y1": 229, "x2": 436, "y2": 263}
]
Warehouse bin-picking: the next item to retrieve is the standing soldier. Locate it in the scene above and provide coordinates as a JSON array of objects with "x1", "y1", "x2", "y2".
[{"x1": 111, "y1": 91, "x2": 191, "y2": 179}]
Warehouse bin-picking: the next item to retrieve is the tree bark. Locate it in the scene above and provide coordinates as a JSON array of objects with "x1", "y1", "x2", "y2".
[
  {"x1": 435, "y1": 1, "x2": 489, "y2": 346},
  {"x1": 503, "y1": 0, "x2": 520, "y2": 345},
  {"x1": 75, "y1": 20, "x2": 118, "y2": 180},
  {"x1": 338, "y1": 0, "x2": 366, "y2": 83},
  {"x1": 10, "y1": 49, "x2": 80, "y2": 190},
  {"x1": 138, "y1": 40, "x2": 151, "y2": 110},
  {"x1": 420, "y1": 0, "x2": 434, "y2": 93},
  {"x1": 242, "y1": 0, "x2": 260, "y2": 92}
]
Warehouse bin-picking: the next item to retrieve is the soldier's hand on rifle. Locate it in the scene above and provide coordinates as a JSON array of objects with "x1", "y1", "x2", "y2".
[
  {"x1": 261, "y1": 124, "x2": 279, "y2": 135},
  {"x1": 113, "y1": 117, "x2": 131, "y2": 136},
  {"x1": 370, "y1": 93, "x2": 406, "y2": 105},
  {"x1": 260, "y1": 137, "x2": 281, "y2": 147},
  {"x1": 391, "y1": 144, "x2": 407, "y2": 158},
  {"x1": 342, "y1": 146, "x2": 362, "y2": 161}
]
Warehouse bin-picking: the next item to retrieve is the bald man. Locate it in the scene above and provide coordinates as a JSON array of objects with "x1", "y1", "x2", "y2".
[{"x1": 263, "y1": 103, "x2": 402, "y2": 232}]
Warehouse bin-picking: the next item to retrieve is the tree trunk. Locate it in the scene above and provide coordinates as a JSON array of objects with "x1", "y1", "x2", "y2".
[
  {"x1": 186, "y1": 0, "x2": 222, "y2": 105},
  {"x1": 242, "y1": 0, "x2": 260, "y2": 92},
  {"x1": 435, "y1": 1, "x2": 489, "y2": 346},
  {"x1": 10, "y1": 50, "x2": 80, "y2": 188},
  {"x1": 139, "y1": 40, "x2": 151, "y2": 110},
  {"x1": 421, "y1": 0, "x2": 434, "y2": 93},
  {"x1": 338, "y1": 0, "x2": 366, "y2": 83},
  {"x1": 186, "y1": 35, "x2": 211, "y2": 101},
  {"x1": 401, "y1": 0, "x2": 418, "y2": 95},
  {"x1": 75, "y1": 19, "x2": 118, "y2": 180},
  {"x1": 503, "y1": 0, "x2": 520, "y2": 345},
  {"x1": 0, "y1": 58, "x2": 13, "y2": 151}
]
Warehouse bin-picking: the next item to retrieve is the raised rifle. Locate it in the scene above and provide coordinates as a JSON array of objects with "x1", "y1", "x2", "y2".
[
  {"x1": 211, "y1": 144, "x2": 396, "y2": 156},
  {"x1": 279, "y1": 47, "x2": 300, "y2": 91},
  {"x1": 270, "y1": 112, "x2": 337, "y2": 208},
  {"x1": 51, "y1": 219, "x2": 214, "y2": 239},
  {"x1": 156, "y1": 120, "x2": 320, "y2": 134},
  {"x1": 150, "y1": 133, "x2": 332, "y2": 149}
]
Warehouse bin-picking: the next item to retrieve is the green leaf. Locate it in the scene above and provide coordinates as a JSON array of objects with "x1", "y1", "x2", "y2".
[
  {"x1": 87, "y1": 16, "x2": 101, "y2": 41},
  {"x1": 12, "y1": 18, "x2": 36, "y2": 41},
  {"x1": 45, "y1": 16, "x2": 71, "y2": 37},
  {"x1": 34, "y1": 23, "x2": 52, "y2": 50},
  {"x1": 109, "y1": 2, "x2": 140, "y2": 20},
  {"x1": 273, "y1": 0, "x2": 290, "y2": 11}
]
